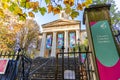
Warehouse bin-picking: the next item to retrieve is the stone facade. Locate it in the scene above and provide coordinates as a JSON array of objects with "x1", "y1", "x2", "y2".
[{"x1": 39, "y1": 19, "x2": 87, "y2": 57}]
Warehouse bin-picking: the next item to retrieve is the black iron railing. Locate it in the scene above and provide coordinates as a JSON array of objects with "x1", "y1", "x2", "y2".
[
  {"x1": 0, "y1": 49, "x2": 32, "y2": 80},
  {"x1": 55, "y1": 46, "x2": 96, "y2": 80},
  {"x1": 0, "y1": 50, "x2": 20, "y2": 80}
]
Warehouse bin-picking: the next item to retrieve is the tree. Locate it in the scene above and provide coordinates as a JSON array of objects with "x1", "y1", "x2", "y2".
[
  {"x1": 16, "y1": 19, "x2": 40, "y2": 58},
  {"x1": 0, "y1": 9, "x2": 24, "y2": 51},
  {"x1": 0, "y1": 0, "x2": 92, "y2": 20}
]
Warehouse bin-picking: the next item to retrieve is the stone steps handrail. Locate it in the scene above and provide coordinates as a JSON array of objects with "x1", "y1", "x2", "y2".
[{"x1": 29, "y1": 58, "x2": 53, "y2": 75}]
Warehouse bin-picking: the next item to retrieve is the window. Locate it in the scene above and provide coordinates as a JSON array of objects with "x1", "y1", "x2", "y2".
[
  {"x1": 69, "y1": 32, "x2": 75, "y2": 48},
  {"x1": 57, "y1": 33, "x2": 64, "y2": 48},
  {"x1": 46, "y1": 34, "x2": 52, "y2": 49}
]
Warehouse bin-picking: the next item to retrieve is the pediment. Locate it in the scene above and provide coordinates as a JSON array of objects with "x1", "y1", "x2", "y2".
[{"x1": 42, "y1": 19, "x2": 80, "y2": 28}]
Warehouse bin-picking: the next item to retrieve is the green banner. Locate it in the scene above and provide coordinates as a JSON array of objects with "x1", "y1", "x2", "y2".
[{"x1": 91, "y1": 20, "x2": 119, "y2": 66}]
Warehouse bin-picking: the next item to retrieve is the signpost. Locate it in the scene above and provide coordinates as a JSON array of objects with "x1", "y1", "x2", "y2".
[
  {"x1": 0, "y1": 59, "x2": 9, "y2": 74},
  {"x1": 90, "y1": 20, "x2": 120, "y2": 80},
  {"x1": 83, "y1": 4, "x2": 120, "y2": 80}
]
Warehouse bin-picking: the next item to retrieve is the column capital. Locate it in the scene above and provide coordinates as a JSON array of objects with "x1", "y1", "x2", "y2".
[
  {"x1": 53, "y1": 31, "x2": 57, "y2": 33},
  {"x1": 64, "y1": 30, "x2": 68, "y2": 32}
]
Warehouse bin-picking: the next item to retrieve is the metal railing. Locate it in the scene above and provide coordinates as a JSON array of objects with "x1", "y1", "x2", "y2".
[
  {"x1": 55, "y1": 46, "x2": 96, "y2": 80},
  {"x1": 0, "y1": 49, "x2": 32, "y2": 80},
  {"x1": 0, "y1": 50, "x2": 20, "y2": 80}
]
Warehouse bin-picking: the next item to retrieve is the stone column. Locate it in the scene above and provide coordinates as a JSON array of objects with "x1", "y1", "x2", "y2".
[
  {"x1": 76, "y1": 30, "x2": 80, "y2": 44},
  {"x1": 51, "y1": 32, "x2": 57, "y2": 57},
  {"x1": 64, "y1": 30, "x2": 68, "y2": 52},
  {"x1": 40, "y1": 33, "x2": 46, "y2": 57}
]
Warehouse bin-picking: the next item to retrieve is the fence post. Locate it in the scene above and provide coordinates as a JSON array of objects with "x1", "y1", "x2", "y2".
[
  {"x1": 61, "y1": 46, "x2": 64, "y2": 80},
  {"x1": 55, "y1": 53, "x2": 58, "y2": 80},
  {"x1": 22, "y1": 55, "x2": 25, "y2": 80}
]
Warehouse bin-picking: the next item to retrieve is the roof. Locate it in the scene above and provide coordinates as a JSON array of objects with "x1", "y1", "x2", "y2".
[
  {"x1": 83, "y1": 4, "x2": 111, "y2": 24},
  {"x1": 42, "y1": 19, "x2": 80, "y2": 28}
]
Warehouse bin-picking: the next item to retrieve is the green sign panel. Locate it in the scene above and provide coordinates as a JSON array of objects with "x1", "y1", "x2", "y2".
[{"x1": 91, "y1": 20, "x2": 119, "y2": 66}]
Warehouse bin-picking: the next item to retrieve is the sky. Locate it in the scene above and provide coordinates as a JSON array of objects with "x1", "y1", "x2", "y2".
[
  {"x1": 34, "y1": 10, "x2": 85, "y2": 31},
  {"x1": 115, "y1": 0, "x2": 120, "y2": 11},
  {"x1": 34, "y1": 0, "x2": 120, "y2": 32}
]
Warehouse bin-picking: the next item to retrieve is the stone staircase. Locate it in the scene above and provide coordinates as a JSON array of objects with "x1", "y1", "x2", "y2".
[{"x1": 29, "y1": 57, "x2": 88, "y2": 80}]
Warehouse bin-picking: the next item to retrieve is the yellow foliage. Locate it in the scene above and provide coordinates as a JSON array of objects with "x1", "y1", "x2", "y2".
[
  {"x1": 87, "y1": 0, "x2": 93, "y2": 4},
  {"x1": 69, "y1": 0, "x2": 74, "y2": 6},
  {"x1": 14, "y1": 6, "x2": 22, "y2": 15},
  {"x1": 64, "y1": 0, "x2": 74, "y2": 6},
  {"x1": 82, "y1": 2, "x2": 86, "y2": 7},
  {"x1": 77, "y1": 3, "x2": 83, "y2": 10},
  {"x1": 28, "y1": 12, "x2": 35, "y2": 17},
  {"x1": 0, "y1": 8, "x2": 5, "y2": 18},
  {"x1": 29, "y1": 1, "x2": 39, "y2": 10},
  {"x1": 47, "y1": 5, "x2": 53, "y2": 13},
  {"x1": 2, "y1": 3, "x2": 9, "y2": 9},
  {"x1": 53, "y1": 7, "x2": 60, "y2": 15},
  {"x1": 64, "y1": 0, "x2": 69, "y2": 5}
]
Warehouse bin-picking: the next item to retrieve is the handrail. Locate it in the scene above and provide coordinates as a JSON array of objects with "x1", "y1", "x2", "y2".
[{"x1": 29, "y1": 58, "x2": 53, "y2": 75}]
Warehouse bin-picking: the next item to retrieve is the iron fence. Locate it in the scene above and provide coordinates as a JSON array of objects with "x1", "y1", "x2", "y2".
[
  {"x1": 0, "y1": 49, "x2": 32, "y2": 80},
  {"x1": 55, "y1": 46, "x2": 96, "y2": 80}
]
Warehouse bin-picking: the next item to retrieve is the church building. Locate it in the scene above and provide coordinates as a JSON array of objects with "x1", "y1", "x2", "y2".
[{"x1": 39, "y1": 11, "x2": 87, "y2": 57}]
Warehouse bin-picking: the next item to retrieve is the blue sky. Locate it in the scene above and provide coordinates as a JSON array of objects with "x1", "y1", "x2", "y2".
[
  {"x1": 34, "y1": 0, "x2": 86, "y2": 31},
  {"x1": 115, "y1": 0, "x2": 120, "y2": 11},
  {"x1": 34, "y1": 0, "x2": 120, "y2": 31}
]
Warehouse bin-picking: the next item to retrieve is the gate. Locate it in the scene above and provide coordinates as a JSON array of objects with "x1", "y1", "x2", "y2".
[
  {"x1": 55, "y1": 46, "x2": 96, "y2": 80},
  {"x1": 0, "y1": 49, "x2": 32, "y2": 80}
]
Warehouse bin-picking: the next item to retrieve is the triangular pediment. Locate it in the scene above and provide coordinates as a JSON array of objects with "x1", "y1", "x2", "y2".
[{"x1": 42, "y1": 19, "x2": 80, "y2": 28}]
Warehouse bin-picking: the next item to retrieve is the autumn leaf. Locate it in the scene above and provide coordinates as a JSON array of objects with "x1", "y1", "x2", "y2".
[
  {"x1": 28, "y1": 12, "x2": 35, "y2": 17},
  {"x1": 32, "y1": 2, "x2": 39, "y2": 10},
  {"x1": 0, "y1": 8, "x2": 5, "y2": 18},
  {"x1": 29, "y1": 2, "x2": 34, "y2": 8},
  {"x1": 84, "y1": 1, "x2": 89, "y2": 8},
  {"x1": 33, "y1": 8, "x2": 38, "y2": 13},
  {"x1": 45, "y1": 0, "x2": 51, "y2": 4},
  {"x1": 53, "y1": 7, "x2": 60, "y2": 15},
  {"x1": 87, "y1": 0, "x2": 93, "y2": 4},
  {"x1": 57, "y1": 5, "x2": 62, "y2": 10},
  {"x1": 14, "y1": 6, "x2": 22, "y2": 15},
  {"x1": 34, "y1": 1, "x2": 39, "y2": 8},
  {"x1": 1, "y1": 0, "x2": 10, "y2": 3},
  {"x1": 69, "y1": 0, "x2": 74, "y2": 6},
  {"x1": 26, "y1": 2, "x2": 30, "y2": 9},
  {"x1": 64, "y1": 0, "x2": 69, "y2": 5},
  {"x1": 84, "y1": 0, "x2": 92, "y2": 8},
  {"x1": 39, "y1": 7, "x2": 47, "y2": 16},
  {"x1": 2, "y1": 3, "x2": 9, "y2": 9},
  {"x1": 70, "y1": 9, "x2": 79, "y2": 19},
  {"x1": 65, "y1": 7, "x2": 71, "y2": 14},
  {"x1": 64, "y1": 0, "x2": 74, "y2": 6},
  {"x1": 82, "y1": 2, "x2": 85, "y2": 7},
  {"x1": 26, "y1": 0, "x2": 30, "y2": 2},
  {"x1": 20, "y1": 2, "x2": 26, "y2": 7},
  {"x1": 47, "y1": 5, "x2": 53, "y2": 13},
  {"x1": 20, "y1": 0, "x2": 26, "y2": 2},
  {"x1": 77, "y1": 3, "x2": 83, "y2": 10}
]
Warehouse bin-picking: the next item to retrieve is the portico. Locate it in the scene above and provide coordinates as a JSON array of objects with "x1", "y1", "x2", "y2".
[{"x1": 39, "y1": 19, "x2": 85, "y2": 57}]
